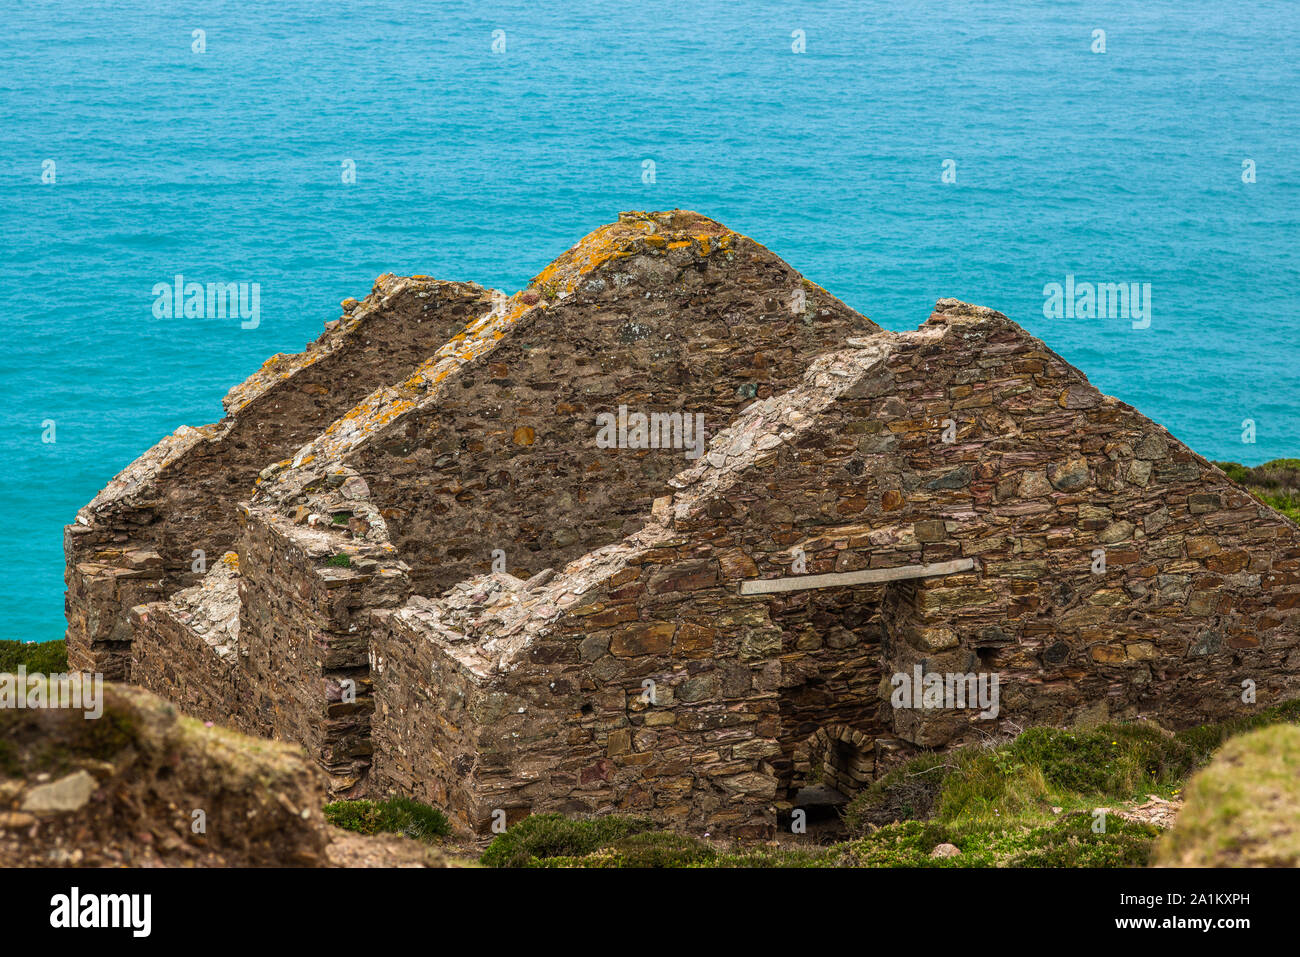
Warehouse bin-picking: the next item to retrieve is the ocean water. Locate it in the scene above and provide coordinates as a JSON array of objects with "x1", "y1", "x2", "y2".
[{"x1": 2, "y1": 0, "x2": 1297, "y2": 643}]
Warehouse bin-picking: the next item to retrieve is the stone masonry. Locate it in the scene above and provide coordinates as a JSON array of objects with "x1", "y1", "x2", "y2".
[
  {"x1": 78, "y1": 214, "x2": 1300, "y2": 837},
  {"x1": 65, "y1": 275, "x2": 502, "y2": 679},
  {"x1": 124, "y1": 210, "x2": 876, "y2": 793},
  {"x1": 367, "y1": 300, "x2": 1300, "y2": 837}
]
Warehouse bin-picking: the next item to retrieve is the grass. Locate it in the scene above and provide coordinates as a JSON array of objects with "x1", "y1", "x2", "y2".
[
  {"x1": 482, "y1": 815, "x2": 843, "y2": 868},
  {"x1": 1214, "y1": 458, "x2": 1300, "y2": 522},
  {"x1": 841, "y1": 813, "x2": 1159, "y2": 868},
  {"x1": 533, "y1": 832, "x2": 721, "y2": 868},
  {"x1": 480, "y1": 813, "x2": 656, "y2": 868},
  {"x1": 477, "y1": 811, "x2": 1158, "y2": 868},
  {"x1": 323, "y1": 796, "x2": 450, "y2": 844},
  {"x1": 0, "y1": 639, "x2": 68, "y2": 674},
  {"x1": 845, "y1": 698, "x2": 1300, "y2": 834},
  {"x1": 325, "y1": 553, "x2": 351, "y2": 568}
]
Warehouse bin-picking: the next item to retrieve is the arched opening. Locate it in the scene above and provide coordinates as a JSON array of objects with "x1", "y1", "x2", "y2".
[
  {"x1": 789, "y1": 724, "x2": 876, "y2": 803},
  {"x1": 780, "y1": 724, "x2": 876, "y2": 838},
  {"x1": 769, "y1": 581, "x2": 888, "y2": 797}
]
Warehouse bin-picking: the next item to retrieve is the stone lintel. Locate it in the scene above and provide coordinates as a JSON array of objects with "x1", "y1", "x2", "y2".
[{"x1": 738, "y1": 558, "x2": 976, "y2": 595}]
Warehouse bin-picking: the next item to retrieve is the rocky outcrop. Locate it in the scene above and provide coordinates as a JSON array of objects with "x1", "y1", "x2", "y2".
[
  {"x1": 0, "y1": 683, "x2": 330, "y2": 866},
  {"x1": 65, "y1": 276, "x2": 502, "y2": 679}
]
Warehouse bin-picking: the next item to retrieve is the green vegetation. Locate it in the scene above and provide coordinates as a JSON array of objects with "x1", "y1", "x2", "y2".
[
  {"x1": 0, "y1": 689, "x2": 138, "y2": 778},
  {"x1": 846, "y1": 698, "x2": 1300, "y2": 834},
  {"x1": 1214, "y1": 458, "x2": 1300, "y2": 522},
  {"x1": 477, "y1": 810, "x2": 1157, "y2": 869},
  {"x1": 842, "y1": 814, "x2": 1158, "y2": 868},
  {"x1": 324, "y1": 796, "x2": 450, "y2": 844},
  {"x1": 482, "y1": 815, "x2": 842, "y2": 868},
  {"x1": 1157, "y1": 724, "x2": 1300, "y2": 866},
  {"x1": 534, "y1": 831, "x2": 719, "y2": 868},
  {"x1": 480, "y1": 813, "x2": 655, "y2": 867},
  {"x1": 706, "y1": 844, "x2": 840, "y2": 868},
  {"x1": 325, "y1": 553, "x2": 352, "y2": 568},
  {"x1": 331, "y1": 513, "x2": 349, "y2": 525},
  {"x1": 0, "y1": 638, "x2": 68, "y2": 673},
  {"x1": 0, "y1": 641, "x2": 124, "y2": 779}
]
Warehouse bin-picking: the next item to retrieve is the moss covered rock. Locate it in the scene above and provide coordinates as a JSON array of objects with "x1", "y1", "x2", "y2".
[{"x1": 1157, "y1": 724, "x2": 1300, "y2": 867}]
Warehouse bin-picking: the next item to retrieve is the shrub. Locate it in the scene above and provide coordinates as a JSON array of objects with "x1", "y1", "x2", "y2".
[
  {"x1": 708, "y1": 845, "x2": 843, "y2": 868},
  {"x1": 1174, "y1": 697, "x2": 1300, "y2": 762},
  {"x1": 843, "y1": 814, "x2": 1158, "y2": 868},
  {"x1": 843, "y1": 751, "x2": 951, "y2": 832},
  {"x1": 324, "y1": 796, "x2": 449, "y2": 843},
  {"x1": 1004, "y1": 724, "x2": 1190, "y2": 796},
  {"x1": 1006, "y1": 813, "x2": 1159, "y2": 867},
  {"x1": 602, "y1": 832, "x2": 716, "y2": 867},
  {"x1": 0, "y1": 639, "x2": 68, "y2": 674},
  {"x1": 535, "y1": 832, "x2": 717, "y2": 868},
  {"x1": 844, "y1": 821, "x2": 991, "y2": 867},
  {"x1": 844, "y1": 699, "x2": 1300, "y2": 836},
  {"x1": 1213, "y1": 459, "x2": 1300, "y2": 522},
  {"x1": 480, "y1": 813, "x2": 654, "y2": 868}
]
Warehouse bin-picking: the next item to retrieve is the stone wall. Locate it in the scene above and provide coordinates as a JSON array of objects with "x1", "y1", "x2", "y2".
[
  {"x1": 239, "y1": 210, "x2": 878, "y2": 792},
  {"x1": 63, "y1": 542, "x2": 164, "y2": 681},
  {"x1": 74, "y1": 209, "x2": 1299, "y2": 839},
  {"x1": 666, "y1": 300, "x2": 1300, "y2": 749},
  {"x1": 235, "y1": 495, "x2": 411, "y2": 795},
  {"x1": 368, "y1": 299, "x2": 1300, "y2": 837},
  {"x1": 369, "y1": 592, "x2": 500, "y2": 833},
  {"x1": 130, "y1": 554, "x2": 241, "y2": 725},
  {"x1": 65, "y1": 276, "x2": 500, "y2": 678},
  {"x1": 253, "y1": 210, "x2": 877, "y2": 599}
]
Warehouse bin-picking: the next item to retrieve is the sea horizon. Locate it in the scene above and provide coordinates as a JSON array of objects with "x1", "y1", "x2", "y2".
[{"x1": 3, "y1": 0, "x2": 1297, "y2": 643}]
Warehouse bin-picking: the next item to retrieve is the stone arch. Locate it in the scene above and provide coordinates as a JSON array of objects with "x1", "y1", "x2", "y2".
[{"x1": 788, "y1": 723, "x2": 876, "y2": 801}]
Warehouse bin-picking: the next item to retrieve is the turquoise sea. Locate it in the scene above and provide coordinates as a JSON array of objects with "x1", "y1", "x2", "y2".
[{"x1": 2, "y1": 1, "x2": 1297, "y2": 643}]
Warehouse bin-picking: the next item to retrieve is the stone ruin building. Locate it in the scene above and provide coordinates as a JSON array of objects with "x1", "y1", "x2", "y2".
[
  {"x1": 66, "y1": 211, "x2": 1300, "y2": 839},
  {"x1": 66, "y1": 274, "x2": 504, "y2": 680}
]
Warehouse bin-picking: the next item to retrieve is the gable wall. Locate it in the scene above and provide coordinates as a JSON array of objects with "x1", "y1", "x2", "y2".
[
  {"x1": 346, "y1": 239, "x2": 873, "y2": 599},
  {"x1": 369, "y1": 303, "x2": 1300, "y2": 835},
  {"x1": 66, "y1": 277, "x2": 495, "y2": 679}
]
